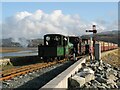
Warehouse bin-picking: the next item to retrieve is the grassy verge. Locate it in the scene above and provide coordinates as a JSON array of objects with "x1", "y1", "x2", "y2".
[
  {"x1": 0, "y1": 64, "x2": 14, "y2": 71},
  {"x1": 101, "y1": 48, "x2": 120, "y2": 67}
]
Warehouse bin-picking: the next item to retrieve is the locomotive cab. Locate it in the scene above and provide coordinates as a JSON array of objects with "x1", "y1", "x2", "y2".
[{"x1": 69, "y1": 36, "x2": 80, "y2": 56}]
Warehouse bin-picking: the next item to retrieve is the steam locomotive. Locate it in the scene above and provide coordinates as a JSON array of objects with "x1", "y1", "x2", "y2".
[{"x1": 38, "y1": 34, "x2": 118, "y2": 61}]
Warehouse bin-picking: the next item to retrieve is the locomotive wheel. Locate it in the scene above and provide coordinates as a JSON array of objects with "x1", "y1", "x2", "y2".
[{"x1": 43, "y1": 57, "x2": 49, "y2": 63}]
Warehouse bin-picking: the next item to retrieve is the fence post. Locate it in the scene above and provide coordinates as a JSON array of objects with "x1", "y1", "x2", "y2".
[{"x1": 95, "y1": 43, "x2": 101, "y2": 60}]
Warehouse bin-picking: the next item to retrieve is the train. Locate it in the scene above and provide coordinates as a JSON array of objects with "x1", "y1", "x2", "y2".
[{"x1": 38, "y1": 34, "x2": 118, "y2": 61}]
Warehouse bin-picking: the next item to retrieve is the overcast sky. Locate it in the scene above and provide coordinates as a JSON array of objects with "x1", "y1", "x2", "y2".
[{"x1": 1, "y1": 2, "x2": 118, "y2": 39}]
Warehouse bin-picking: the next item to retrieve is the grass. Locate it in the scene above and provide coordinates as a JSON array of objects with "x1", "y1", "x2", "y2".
[
  {"x1": 101, "y1": 48, "x2": 120, "y2": 67},
  {"x1": 0, "y1": 47, "x2": 38, "y2": 53},
  {"x1": 0, "y1": 64, "x2": 14, "y2": 71},
  {"x1": 0, "y1": 47, "x2": 22, "y2": 53}
]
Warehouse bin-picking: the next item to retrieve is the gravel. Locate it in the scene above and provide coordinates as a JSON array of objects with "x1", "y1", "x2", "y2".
[
  {"x1": 2, "y1": 60, "x2": 74, "y2": 89},
  {"x1": 69, "y1": 60, "x2": 120, "y2": 89}
]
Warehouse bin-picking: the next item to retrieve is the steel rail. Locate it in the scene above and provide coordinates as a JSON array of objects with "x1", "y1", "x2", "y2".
[{"x1": 0, "y1": 59, "x2": 68, "y2": 81}]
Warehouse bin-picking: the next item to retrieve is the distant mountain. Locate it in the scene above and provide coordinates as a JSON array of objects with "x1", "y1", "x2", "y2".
[
  {"x1": 1, "y1": 38, "x2": 44, "y2": 47},
  {"x1": 1, "y1": 30, "x2": 119, "y2": 47},
  {"x1": 81, "y1": 30, "x2": 119, "y2": 45},
  {"x1": 1, "y1": 38, "x2": 21, "y2": 47},
  {"x1": 97, "y1": 30, "x2": 119, "y2": 37}
]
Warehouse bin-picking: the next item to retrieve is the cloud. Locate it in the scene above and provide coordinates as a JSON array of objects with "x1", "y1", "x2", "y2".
[
  {"x1": 2, "y1": 9, "x2": 118, "y2": 40},
  {"x1": 2, "y1": 10, "x2": 91, "y2": 39}
]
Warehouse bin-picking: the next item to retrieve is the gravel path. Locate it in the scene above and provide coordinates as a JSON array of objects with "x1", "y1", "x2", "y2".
[{"x1": 2, "y1": 60, "x2": 74, "y2": 89}]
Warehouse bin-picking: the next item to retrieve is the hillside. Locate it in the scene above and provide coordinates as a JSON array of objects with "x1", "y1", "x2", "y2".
[
  {"x1": 81, "y1": 30, "x2": 119, "y2": 45},
  {"x1": 1, "y1": 38, "x2": 44, "y2": 47}
]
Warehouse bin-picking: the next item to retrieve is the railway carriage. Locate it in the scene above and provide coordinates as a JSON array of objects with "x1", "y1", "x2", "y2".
[{"x1": 99, "y1": 41, "x2": 118, "y2": 52}]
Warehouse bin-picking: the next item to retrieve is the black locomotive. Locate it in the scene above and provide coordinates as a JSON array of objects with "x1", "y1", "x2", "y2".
[{"x1": 38, "y1": 34, "x2": 89, "y2": 61}]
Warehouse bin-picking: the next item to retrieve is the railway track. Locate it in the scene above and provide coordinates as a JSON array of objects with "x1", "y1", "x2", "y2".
[
  {"x1": 0, "y1": 54, "x2": 89, "y2": 82},
  {"x1": 0, "y1": 58, "x2": 68, "y2": 81},
  {"x1": 0, "y1": 55, "x2": 85, "y2": 81}
]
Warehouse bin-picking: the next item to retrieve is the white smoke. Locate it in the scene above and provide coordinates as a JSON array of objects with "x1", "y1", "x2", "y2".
[
  {"x1": 11, "y1": 38, "x2": 29, "y2": 47},
  {"x1": 2, "y1": 9, "x2": 118, "y2": 42},
  {"x1": 2, "y1": 9, "x2": 118, "y2": 47},
  {"x1": 2, "y1": 9, "x2": 92, "y2": 40}
]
